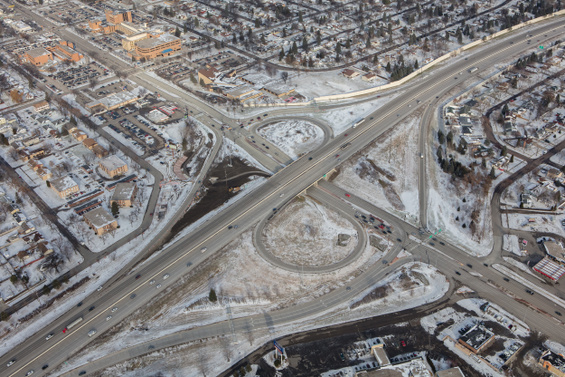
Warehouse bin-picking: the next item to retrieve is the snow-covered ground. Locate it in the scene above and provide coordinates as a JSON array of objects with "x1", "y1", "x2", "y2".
[
  {"x1": 257, "y1": 120, "x2": 324, "y2": 158},
  {"x1": 57, "y1": 259, "x2": 447, "y2": 377},
  {"x1": 262, "y1": 197, "x2": 357, "y2": 266},
  {"x1": 503, "y1": 213, "x2": 565, "y2": 237},
  {"x1": 502, "y1": 234, "x2": 525, "y2": 256},
  {"x1": 333, "y1": 115, "x2": 420, "y2": 224}
]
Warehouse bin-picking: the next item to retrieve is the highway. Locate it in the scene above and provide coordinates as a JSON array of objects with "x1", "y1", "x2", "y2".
[{"x1": 3, "y1": 12, "x2": 565, "y2": 377}]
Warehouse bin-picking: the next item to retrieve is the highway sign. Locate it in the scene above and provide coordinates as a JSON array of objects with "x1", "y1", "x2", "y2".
[{"x1": 273, "y1": 340, "x2": 284, "y2": 354}]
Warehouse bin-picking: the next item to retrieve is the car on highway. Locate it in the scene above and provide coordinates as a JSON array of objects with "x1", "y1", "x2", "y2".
[
  {"x1": 26, "y1": 370, "x2": 34, "y2": 376},
  {"x1": 344, "y1": 133, "x2": 348, "y2": 137},
  {"x1": 106, "y1": 315, "x2": 112, "y2": 321},
  {"x1": 335, "y1": 154, "x2": 340, "y2": 158},
  {"x1": 77, "y1": 302, "x2": 83, "y2": 307},
  {"x1": 89, "y1": 306, "x2": 95, "y2": 311},
  {"x1": 79, "y1": 371, "x2": 86, "y2": 376},
  {"x1": 556, "y1": 311, "x2": 563, "y2": 316},
  {"x1": 345, "y1": 193, "x2": 351, "y2": 197},
  {"x1": 111, "y1": 307, "x2": 118, "y2": 313},
  {"x1": 525, "y1": 289, "x2": 534, "y2": 295},
  {"x1": 200, "y1": 247, "x2": 207, "y2": 253},
  {"x1": 163, "y1": 274, "x2": 170, "y2": 280},
  {"x1": 149, "y1": 279, "x2": 155, "y2": 285},
  {"x1": 45, "y1": 333, "x2": 53, "y2": 340},
  {"x1": 187, "y1": 262, "x2": 193, "y2": 267},
  {"x1": 466, "y1": 264, "x2": 473, "y2": 268},
  {"x1": 156, "y1": 284, "x2": 162, "y2": 289},
  {"x1": 42, "y1": 364, "x2": 48, "y2": 370},
  {"x1": 6, "y1": 359, "x2": 15, "y2": 367},
  {"x1": 135, "y1": 274, "x2": 141, "y2": 279},
  {"x1": 130, "y1": 294, "x2": 137, "y2": 299},
  {"x1": 455, "y1": 271, "x2": 461, "y2": 275},
  {"x1": 503, "y1": 277, "x2": 510, "y2": 282}
]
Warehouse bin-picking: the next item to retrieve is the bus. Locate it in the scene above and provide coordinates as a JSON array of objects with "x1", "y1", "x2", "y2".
[
  {"x1": 63, "y1": 317, "x2": 83, "y2": 333},
  {"x1": 352, "y1": 118, "x2": 365, "y2": 128}
]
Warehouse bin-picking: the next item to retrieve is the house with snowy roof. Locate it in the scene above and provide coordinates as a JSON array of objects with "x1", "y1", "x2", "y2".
[{"x1": 83, "y1": 207, "x2": 118, "y2": 236}]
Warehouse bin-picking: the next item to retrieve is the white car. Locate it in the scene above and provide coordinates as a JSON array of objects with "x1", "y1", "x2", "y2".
[
  {"x1": 45, "y1": 333, "x2": 53, "y2": 341},
  {"x1": 6, "y1": 360, "x2": 15, "y2": 367},
  {"x1": 163, "y1": 274, "x2": 169, "y2": 280},
  {"x1": 97, "y1": 286, "x2": 103, "y2": 292},
  {"x1": 26, "y1": 371, "x2": 34, "y2": 376},
  {"x1": 156, "y1": 284, "x2": 162, "y2": 289},
  {"x1": 106, "y1": 315, "x2": 112, "y2": 321},
  {"x1": 149, "y1": 280, "x2": 155, "y2": 285},
  {"x1": 111, "y1": 307, "x2": 118, "y2": 313}
]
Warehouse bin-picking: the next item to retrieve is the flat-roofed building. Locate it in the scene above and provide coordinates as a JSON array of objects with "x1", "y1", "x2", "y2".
[
  {"x1": 99, "y1": 155, "x2": 128, "y2": 178},
  {"x1": 458, "y1": 324, "x2": 495, "y2": 354},
  {"x1": 122, "y1": 32, "x2": 149, "y2": 51},
  {"x1": 116, "y1": 21, "x2": 143, "y2": 36},
  {"x1": 540, "y1": 350, "x2": 565, "y2": 377},
  {"x1": 129, "y1": 34, "x2": 181, "y2": 61},
  {"x1": 86, "y1": 91, "x2": 139, "y2": 111},
  {"x1": 50, "y1": 176, "x2": 79, "y2": 198},
  {"x1": 105, "y1": 9, "x2": 132, "y2": 24},
  {"x1": 50, "y1": 41, "x2": 84, "y2": 63},
  {"x1": 21, "y1": 47, "x2": 53, "y2": 66},
  {"x1": 33, "y1": 101, "x2": 50, "y2": 113},
  {"x1": 436, "y1": 367, "x2": 465, "y2": 377},
  {"x1": 198, "y1": 67, "x2": 220, "y2": 85},
  {"x1": 83, "y1": 207, "x2": 118, "y2": 236},
  {"x1": 110, "y1": 182, "x2": 137, "y2": 207}
]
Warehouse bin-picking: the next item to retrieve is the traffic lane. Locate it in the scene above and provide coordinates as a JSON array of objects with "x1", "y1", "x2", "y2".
[{"x1": 11, "y1": 13, "x2": 564, "y2": 374}]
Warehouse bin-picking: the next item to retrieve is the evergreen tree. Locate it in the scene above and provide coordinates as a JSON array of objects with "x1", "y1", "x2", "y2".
[
  {"x1": 111, "y1": 201, "x2": 120, "y2": 217},
  {"x1": 209, "y1": 288, "x2": 218, "y2": 302}
]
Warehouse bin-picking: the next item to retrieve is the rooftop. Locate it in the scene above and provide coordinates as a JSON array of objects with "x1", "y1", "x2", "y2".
[
  {"x1": 459, "y1": 324, "x2": 494, "y2": 350},
  {"x1": 541, "y1": 350, "x2": 565, "y2": 372},
  {"x1": 136, "y1": 33, "x2": 180, "y2": 49},
  {"x1": 50, "y1": 176, "x2": 78, "y2": 193},
  {"x1": 436, "y1": 367, "x2": 466, "y2": 377},
  {"x1": 99, "y1": 155, "x2": 127, "y2": 172},
  {"x1": 533, "y1": 256, "x2": 565, "y2": 281},
  {"x1": 86, "y1": 91, "x2": 139, "y2": 110},
  {"x1": 26, "y1": 47, "x2": 51, "y2": 59},
  {"x1": 111, "y1": 182, "x2": 136, "y2": 201},
  {"x1": 83, "y1": 207, "x2": 116, "y2": 229}
]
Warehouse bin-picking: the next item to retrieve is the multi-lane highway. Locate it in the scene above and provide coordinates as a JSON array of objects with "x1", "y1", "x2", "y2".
[{"x1": 3, "y1": 12, "x2": 565, "y2": 377}]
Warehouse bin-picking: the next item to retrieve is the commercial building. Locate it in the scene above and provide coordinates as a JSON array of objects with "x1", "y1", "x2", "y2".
[
  {"x1": 83, "y1": 207, "x2": 118, "y2": 236},
  {"x1": 50, "y1": 176, "x2": 79, "y2": 198},
  {"x1": 458, "y1": 324, "x2": 495, "y2": 354},
  {"x1": 99, "y1": 155, "x2": 128, "y2": 178},
  {"x1": 33, "y1": 101, "x2": 50, "y2": 113},
  {"x1": 116, "y1": 21, "x2": 143, "y2": 36},
  {"x1": 88, "y1": 20, "x2": 116, "y2": 34},
  {"x1": 21, "y1": 47, "x2": 53, "y2": 67},
  {"x1": 198, "y1": 67, "x2": 220, "y2": 85},
  {"x1": 110, "y1": 182, "x2": 137, "y2": 207},
  {"x1": 50, "y1": 41, "x2": 84, "y2": 63},
  {"x1": 128, "y1": 34, "x2": 181, "y2": 61},
  {"x1": 105, "y1": 9, "x2": 132, "y2": 24},
  {"x1": 436, "y1": 367, "x2": 465, "y2": 377},
  {"x1": 86, "y1": 91, "x2": 139, "y2": 112},
  {"x1": 533, "y1": 256, "x2": 565, "y2": 281},
  {"x1": 540, "y1": 350, "x2": 565, "y2": 377},
  {"x1": 122, "y1": 32, "x2": 149, "y2": 51}
]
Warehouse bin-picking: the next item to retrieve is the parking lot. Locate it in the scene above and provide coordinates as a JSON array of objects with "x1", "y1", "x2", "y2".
[
  {"x1": 155, "y1": 62, "x2": 192, "y2": 82},
  {"x1": 90, "y1": 33, "x2": 123, "y2": 52},
  {"x1": 49, "y1": 62, "x2": 109, "y2": 90},
  {"x1": 38, "y1": 3, "x2": 100, "y2": 25}
]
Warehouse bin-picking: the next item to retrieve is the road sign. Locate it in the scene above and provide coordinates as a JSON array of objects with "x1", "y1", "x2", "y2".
[{"x1": 273, "y1": 340, "x2": 284, "y2": 354}]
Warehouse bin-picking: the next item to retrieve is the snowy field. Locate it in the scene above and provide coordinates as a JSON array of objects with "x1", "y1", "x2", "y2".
[
  {"x1": 57, "y1": 260, "x2": 447, "y2": 377},
  {"x1": 333, "y1": 115, "x2": 420, "y2": 223},
  {"x1": 503, "y1": 213, "x2": 565, "y2": 237},
  {"x1": 257, "y1": 120, "x2": 324, "y2": 158},
  {"x1": 262, "y1": 197, "x2": 357, "y2": 267}
]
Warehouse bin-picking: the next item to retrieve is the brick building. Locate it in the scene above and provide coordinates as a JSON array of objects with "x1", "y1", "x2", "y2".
[
  {"x1": 83, "y1": 207, "x2": 118, "y2": 236},
  {"x1": 50, "y1": 176, "x2": 79, "y2": 198},
  {"x1": 128, "y1": 34, "x2": 181, "y2": 61},
  {"x1": 33, "y1": 101, "x2": 50, "y2": 113},
  {"x1": 99, "y1": 155, "x2": 128, "y2": 178},
  {"x1": 458, "y1": 324, "x2": 495, "y2": 354},
  {"x1": 110, "y1": 182, "x2": 137, "y2": 207},
  {"x1": 21, "y1": 47, "x2": 53, "y2": 66},
  {"x1": 540, "y1": 350, "x2": 565, "y2": 377}
]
